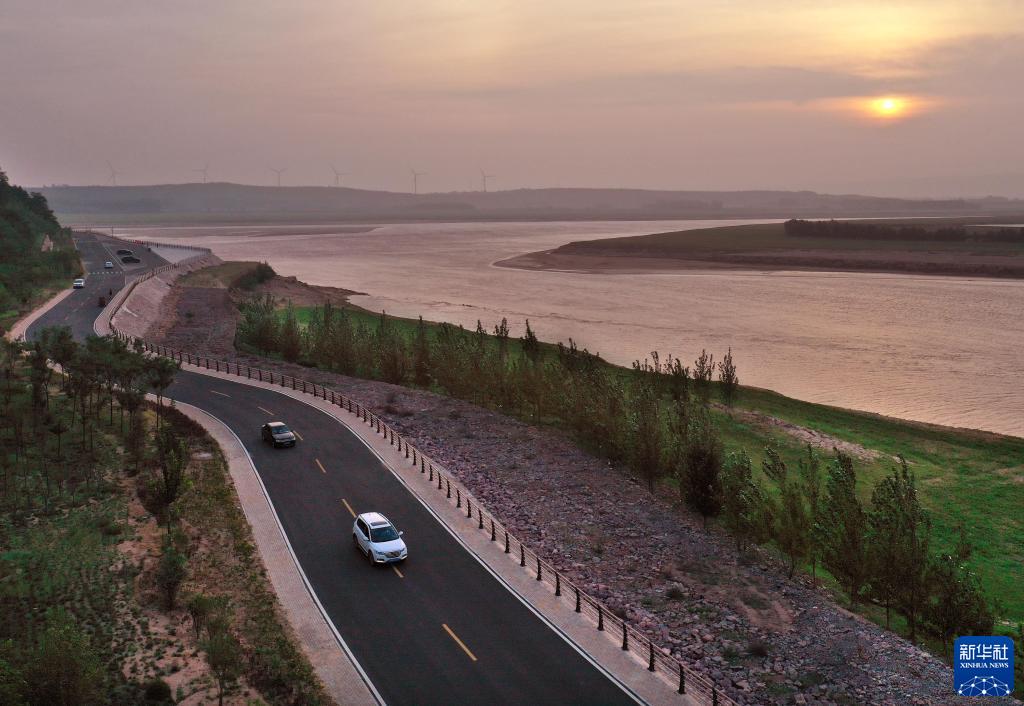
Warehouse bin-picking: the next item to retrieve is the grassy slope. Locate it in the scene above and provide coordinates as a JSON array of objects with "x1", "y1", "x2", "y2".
[
  {"x1": 557, "y1": 220, "x2": 1024, "y2": 256},
  {"x1": 0, "y1": 355, "x2": 329, "y2": 704},
  {"x1": 282, "y1": 300, "x2": 1024, "y2": 619}
]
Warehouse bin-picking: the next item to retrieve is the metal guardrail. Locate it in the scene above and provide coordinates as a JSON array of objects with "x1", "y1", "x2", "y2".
[{"x1": 104, "y1": 234, "x2": 738, "y2": 706}]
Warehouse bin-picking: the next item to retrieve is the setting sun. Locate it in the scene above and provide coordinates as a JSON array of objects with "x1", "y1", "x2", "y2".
[{"x1": 869, "y1": 96, "x2": 908, "y2": 119}]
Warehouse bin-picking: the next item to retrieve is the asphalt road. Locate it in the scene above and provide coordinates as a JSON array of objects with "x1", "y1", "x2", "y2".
[{"x1": 28, "y1": 232, "x2": 639, "y2": 706}]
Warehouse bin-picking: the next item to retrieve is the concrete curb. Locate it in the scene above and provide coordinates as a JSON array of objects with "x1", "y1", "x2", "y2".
[
  {"x1": 169, "y1": 361, "x2": 695, "y2": 706},
  {"x1": 6, "y1": 287, "x2": 75, "y2": 341}
]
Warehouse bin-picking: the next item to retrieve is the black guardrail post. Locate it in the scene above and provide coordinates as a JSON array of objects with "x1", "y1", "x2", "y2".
[
  {"x1": 536, "y1": 557, "x2": 542, "y2": 581},
  {"x1": 598, "y1": 606, "x2": 604, "y2": 631},
  {"x1": 622, "y1": 623, "x2": 628, "y2": 651},
  {"x1": 648, "y1": 641, "x2": 656, "y2": 671},
  {"x1": 505, "y1": 531, "x2": 510, "y2": 553},
  {"x1": 678, "y1": 665, "x2": 686, "y2": 694}
]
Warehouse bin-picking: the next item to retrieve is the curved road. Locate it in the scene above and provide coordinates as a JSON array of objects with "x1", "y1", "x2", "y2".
[{"x1": 29, "y1": 232, "x2": 640, "y2": 706}]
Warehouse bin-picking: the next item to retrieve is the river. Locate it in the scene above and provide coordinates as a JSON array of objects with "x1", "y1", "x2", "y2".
[{"x1": 120, "y1": 220, "x2": 1024, "y2": 438}]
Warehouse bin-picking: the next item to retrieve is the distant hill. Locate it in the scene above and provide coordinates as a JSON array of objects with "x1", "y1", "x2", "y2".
[{"x1": 33, "y1": 183, "x2": 1024, "y2": 224}]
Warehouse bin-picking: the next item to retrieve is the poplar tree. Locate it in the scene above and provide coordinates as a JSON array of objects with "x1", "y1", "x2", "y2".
[
  {"x1": 868, "y1": 458, "x2": 930, "y2": 639},
  {"x1": 693, "y1": 349, "x2": 714, "y2": 403},
  {"x1": 279, "y1": 304, "x2": 302, "y2": 362},
  {"x1": 413, "y1": 316, "x2": 431, "y2": 386},
  {"x1": 521, "y1": 319, "x2": 540, "y2": 363},
  {"x1": 629, "y1": 378, "x2": 663, "y2": 491},
  {"x1": 925, "y1": 527, "x2": 993, "y2": 658},
  {"x1": 797, "y1": 445, "x2": 824, "y2": 579},
  {"x1": 682, "y1": 408, "x2": 723, "y2": 529},
  {"x1": 721, "y1": 450, "x2": 768, "y2": 551},
  {"x1": 717, "y1": 347, "x2": 739, "y2": 406}
]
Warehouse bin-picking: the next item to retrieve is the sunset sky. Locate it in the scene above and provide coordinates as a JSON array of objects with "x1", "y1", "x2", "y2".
[{"x1": 2, "y1": 1, "x2": 1022, "y2": 195}]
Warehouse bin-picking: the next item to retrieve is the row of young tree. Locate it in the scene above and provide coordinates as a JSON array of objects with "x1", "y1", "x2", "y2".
[
  {"x1": 784, "y1": 218, "x2": 1024, "y2": 244},
  {"x1": 236, "y1": 298, "x2": 1001, "y2": 659},
  {"x1": 0, "y1": 327, "x2": 260, "y2": 705},
  {"x1": 714, "y1": 446, "x2": 993, "y2": 656},
  {"x1": 1, "y1": 327, "x2": 178, "y2": 513},
  {"x1": 237, "y1": 297, "x2": 739, "y2": 490}
]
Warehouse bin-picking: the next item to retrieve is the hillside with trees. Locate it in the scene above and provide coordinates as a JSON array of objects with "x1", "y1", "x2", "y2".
[{"x1": 0, "y1": 168, "x2": 80, "y2": 331}]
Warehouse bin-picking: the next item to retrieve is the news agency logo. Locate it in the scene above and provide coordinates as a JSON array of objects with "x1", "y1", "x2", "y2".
[{"x1": 954, "y1": 636, "x2": 1014, "y2": 697}]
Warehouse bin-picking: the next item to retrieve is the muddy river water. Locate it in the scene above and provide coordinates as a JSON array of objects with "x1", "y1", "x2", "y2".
[{"x1": 122, "y1": 220, "x2": 1024, "y2": 438}]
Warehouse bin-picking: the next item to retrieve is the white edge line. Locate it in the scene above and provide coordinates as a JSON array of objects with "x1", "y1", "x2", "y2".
[
  {"x1": 174, "y1": 400, "x2": 388, "y2": 706},
  {"x1": 173, "y1": 366, "x2": 647, "y2": 706}
]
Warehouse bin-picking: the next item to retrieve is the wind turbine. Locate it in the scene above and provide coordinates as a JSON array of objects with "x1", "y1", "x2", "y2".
[
  {"x1": 330, "y1": 165, "x2": 348, "y2": 187},
  {"x1": 410, "y1": 168, "x2": 426, "y2": 195},
  {"x1": 105, "y1": 160, "x2": 119, "y2": 186},
  {"x1": 270, "y1": 167, "x2": 286, "y2": 187},
  {"x1": 193, "y1": 163, "x2": 209, "y2": 184},
  {"x1": 479, "y1": 168, "x2": 495, "y2": 192}
]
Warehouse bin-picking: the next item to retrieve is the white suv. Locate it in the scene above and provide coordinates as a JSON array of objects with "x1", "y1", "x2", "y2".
[{"x1": 353, "y1": 512, "x2": 407, "y2": 565}]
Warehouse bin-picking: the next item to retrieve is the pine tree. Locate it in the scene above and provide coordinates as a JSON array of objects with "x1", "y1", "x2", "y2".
[{"x1": 819, "y1": 452, "x2": 869, "y2": 604}]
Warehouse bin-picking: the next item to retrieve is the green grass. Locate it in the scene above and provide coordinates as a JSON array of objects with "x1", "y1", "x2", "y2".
[
  {"x1": 559, "y1": 220, "x2": 1024, "y2": 257},
  {"x1": 283, "y1": 300, "x2": 1024, "y2": 620},
  {"x1": 180, "y1": 261, "x2": 269, "y2": 289}
]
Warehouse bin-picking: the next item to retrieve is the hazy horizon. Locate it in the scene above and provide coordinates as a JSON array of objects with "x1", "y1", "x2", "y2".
[{"x1": 3, "y1": 2, "x2": 1023, "y2": 198}]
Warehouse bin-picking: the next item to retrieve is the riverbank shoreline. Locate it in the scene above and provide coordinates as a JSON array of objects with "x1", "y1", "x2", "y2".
[{"x1": 496, "y1": 246, "x2": 1024, "y2": 279}]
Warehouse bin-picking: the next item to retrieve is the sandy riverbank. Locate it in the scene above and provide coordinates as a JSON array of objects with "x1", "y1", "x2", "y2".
[{"x1": 497, "y1": 246, "x2": 1024, "y2": 278}]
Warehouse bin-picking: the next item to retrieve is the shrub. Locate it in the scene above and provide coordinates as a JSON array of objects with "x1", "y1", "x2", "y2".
[{"x1": 156, "y1": 542, "x2": 187, "y2": 610}]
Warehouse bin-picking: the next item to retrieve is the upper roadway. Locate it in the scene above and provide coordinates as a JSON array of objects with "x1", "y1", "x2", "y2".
[{"x1": 28, "y1": 232, "x2": 640, "y2": 706}]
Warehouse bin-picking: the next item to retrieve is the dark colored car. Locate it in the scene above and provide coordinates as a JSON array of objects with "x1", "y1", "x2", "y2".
[
  {"x1": 261, "y1": 422, "x2": 296, "y2": 448},
  {"x1": 121, "y1": 256, "x2": 141, "y2": 264},
  {"x1": 116, "y1": 249, "x2": 133, "y2": 255}
]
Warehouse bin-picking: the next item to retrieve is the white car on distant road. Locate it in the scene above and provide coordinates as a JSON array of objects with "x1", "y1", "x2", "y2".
[
  {"x1": 104, "y1": 261, "x2": 114, "y2": 269},
  {"x1": 72, "y1": 278, "x2": 85, "y2": 289},
  {"x1": 353, "y1": 512, "x2": 407, "y2": 565}
]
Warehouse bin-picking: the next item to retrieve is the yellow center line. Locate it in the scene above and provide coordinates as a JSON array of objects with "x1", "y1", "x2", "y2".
[
  {"x1": 341, "y1": 498, "x2": 356, "y2": 517},
  {"x1": 315, "y1": 458, "x2": 327, "y2": 474},
  {"x1": 442, "y1": 624, "x2": 477, "y2": 662},
  {"x1": 392, "y1": 566, "x2": 404, "y2": 579},
  {"x1": 257, "y1": 405, "x2": 274, "y2": 415},
  {"x1": 293, "y1": 431, "x2": 303, "y2": 441},
  {"x1": 211, "y1": 390, "x2": 230, "y2": 397}
]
